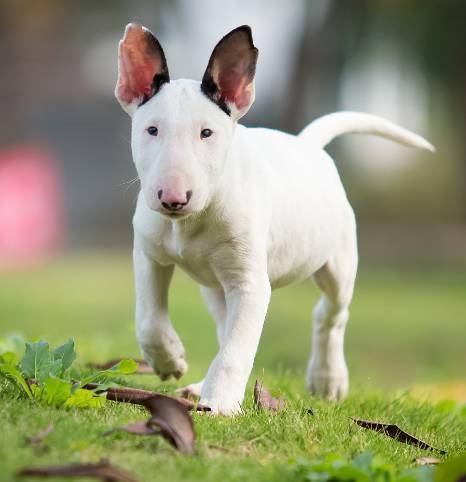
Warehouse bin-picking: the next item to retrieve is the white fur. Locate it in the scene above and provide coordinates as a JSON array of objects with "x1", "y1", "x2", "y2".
[{"x1": 125, "y1": 76, "x2": 433, "y2": 415}]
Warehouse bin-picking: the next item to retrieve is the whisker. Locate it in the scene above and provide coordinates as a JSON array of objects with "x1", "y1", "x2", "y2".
[{"x1": 118, "y1": 176, "x2": 140, "y2": 187}]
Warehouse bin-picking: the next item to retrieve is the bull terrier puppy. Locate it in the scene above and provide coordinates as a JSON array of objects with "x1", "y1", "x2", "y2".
[{"x1": 115, "y1": 24, "x2": 434, "y2": 414}]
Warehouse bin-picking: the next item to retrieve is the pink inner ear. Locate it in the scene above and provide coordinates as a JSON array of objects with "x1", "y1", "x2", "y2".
[
  {"x1": 214, "y1": 50, "x2": 255, "y2": 111},
  {"x1": 116, "y1": 25, "x2": 163, "y2": 105},
  {"x1": 218, "y1": 71, "x2": 253, "y2": 111}
]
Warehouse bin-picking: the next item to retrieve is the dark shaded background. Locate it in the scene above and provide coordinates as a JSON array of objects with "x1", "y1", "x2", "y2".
[{"x1": 0, "y1": 0, "x2": 465, "y2": 266}]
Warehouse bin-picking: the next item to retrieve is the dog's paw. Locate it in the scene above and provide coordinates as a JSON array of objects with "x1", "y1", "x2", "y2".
[
  {"x1": 199, "y1": 381, "x2": 244, "y2": 416},
  {"x1": 139, "y1": 328, "x2": 188, "y2": 380},
  {"x1": 199, "y1": 396, "x2": 242, "y2": 416},
  {"x1": 176, "y1": 379, "x2": 204, "y2": 400},
  {"x1": 307, "y1": 365, "x2": 349, "y2": 401},
  {"x1": 141, "y1": 345, "x2": 188, "y2": 380}
]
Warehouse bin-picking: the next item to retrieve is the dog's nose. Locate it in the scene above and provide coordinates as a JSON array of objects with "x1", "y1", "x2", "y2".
[{"x1": 158, "y1": 189, "x2": 192, "y2": 211}]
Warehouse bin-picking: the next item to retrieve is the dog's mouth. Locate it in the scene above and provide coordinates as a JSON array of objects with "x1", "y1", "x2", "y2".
[{"x1": 160, "y1": 209, "x2": 193, "y2": 220}]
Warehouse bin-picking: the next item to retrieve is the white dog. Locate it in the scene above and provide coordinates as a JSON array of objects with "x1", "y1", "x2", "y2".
[{"x1": 115, "y1": 24, "x2": 434, "y2": 415}]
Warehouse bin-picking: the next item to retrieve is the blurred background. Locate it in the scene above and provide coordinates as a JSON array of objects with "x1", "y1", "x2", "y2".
[{"x1": 0, "y1": 0, "x2": 465, "y2": 398}]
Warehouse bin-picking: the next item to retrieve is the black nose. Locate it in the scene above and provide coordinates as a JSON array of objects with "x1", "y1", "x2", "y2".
[{"x1": 158, "y1": 190, "x2": 193, "y2": 211}]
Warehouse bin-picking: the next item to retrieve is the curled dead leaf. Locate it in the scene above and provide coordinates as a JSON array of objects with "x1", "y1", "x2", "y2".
[
  {"x1": 83, "y1": 383, "x2": 210, "y2": 412},
  {"x1": 351, "y1": 418, "x2": 446, "y2": 454},
  {"x1": 105, "y1": 395, "x2": 196, "y2": 454},
  {"x1": 26, "y1": 423, "x2": 54, "y2": 445},
  {"x1": 143, "y1": 395, "x2": 196, "y2": 454},
  {"x1": 120, "y1": 421, "x2": 158, "y2": 436},
  {"x1": 254, "y1": 380, "x2": 285, "y2": 411},
  {"x1": 89, "y1": 358, "x2": 153, "y2": 374},
  {"x1": 103, "y1": 421, "x2": 158, "y2": 437},
  {"x1": 17, "y1": 459, "x2": 137, "y2": 481}
]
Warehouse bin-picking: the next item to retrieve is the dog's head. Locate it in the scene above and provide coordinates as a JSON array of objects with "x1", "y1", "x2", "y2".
[{"x1": 115, "y1": 24, "x2": 258, "y2": 219}]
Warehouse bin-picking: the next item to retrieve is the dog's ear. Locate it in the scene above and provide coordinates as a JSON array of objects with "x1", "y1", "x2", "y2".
[
  {"x1": 201, "y1": 26, "x2": 258, "y2": 120},
  {"x1": 115, "y1": 23, "x2": 169, "y2": 115}
]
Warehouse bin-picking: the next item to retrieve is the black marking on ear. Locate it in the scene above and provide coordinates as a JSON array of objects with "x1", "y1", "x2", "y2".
[
  {"x1": 201, "y1": 25, "x2": 257, "y2": 117},
  {"x1": 139, "y1": 28, "x2": 170, "y2": 107},
  {"x1": 200, "y1": 75, "x2": 231, "y2": 116},
  {"x1": 140, "y1": 72, "x2": 170, "y2": 106}
]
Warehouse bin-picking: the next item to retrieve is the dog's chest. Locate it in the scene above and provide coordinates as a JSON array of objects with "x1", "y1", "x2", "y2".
[{"x1": 150, "y1": 224, "x2": 220, "y2": 287}]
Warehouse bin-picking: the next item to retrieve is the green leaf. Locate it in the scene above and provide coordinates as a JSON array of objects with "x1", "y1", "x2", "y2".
[
  {"x1": 103, "y1": 358, "x2": 138, "y2": 375},
  {"x1": 79, "y1": 359, "x2": 138, "y2": 386},
  {"x1": 64, "y1": 389, "x2": 106, "y2": 409},
  {"x1": 85, "y1": 381, "x2": 120, "y2": 392},
  {"x1": 0, "y1": 352, "x2": 18, "y2": 366},
  {"x1": 20, "y1": 341, "x2": 53, "y2": 384},
  {"x1": 0, "y1": 363, "x2": 33, "y2": 399},
  {"x1": 53, "y1": 339, "x2": 76, "y2": 372},
  {"x1": 352, "y1": 451, "x2": 373, "y2": 471},
  {"x1": 39, "y1": 376, "x2": 72, "y2": 406},
  {"x1": 19, "y1": 340, "x2": 69, "y2": 384},
  {"x1": 435, "y1": 453, "x2": 466, "y2": 482},
  {"x1": 30, "y1": 384, "x2": 42, "y2": 398}
]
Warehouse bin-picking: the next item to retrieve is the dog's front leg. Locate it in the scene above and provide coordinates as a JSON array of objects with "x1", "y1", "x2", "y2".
[
  {"x1": 200, "y1": 274, "x2": 271, "y2": 415},
  {"x1": 133, "y1": 245, "x2": 187, "y2": 380}
]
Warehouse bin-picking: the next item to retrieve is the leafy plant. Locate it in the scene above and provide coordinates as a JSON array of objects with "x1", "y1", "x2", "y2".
[
  {"x1": 293, "y1": 452, "x2": 436, "y2": 482},
  {"x1": 0, "y1": 338, "x2": 137, "y2": 409},
  {"x1": 0, "y1": 352, "x2": 32, "y2": 399}
]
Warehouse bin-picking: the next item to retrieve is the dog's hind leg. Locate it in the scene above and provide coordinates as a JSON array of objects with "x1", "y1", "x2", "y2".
[
  {"x1": 307, "y1": 221, "x2": 358, "y2": 400},
  {"x1": 177, "y1": 287, "x2": 226, "y2": 399}
]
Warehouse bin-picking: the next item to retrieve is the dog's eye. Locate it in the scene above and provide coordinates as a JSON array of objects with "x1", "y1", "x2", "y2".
[
  {"x1": 147, "y1": 126, "x2": 158, "y2": 136},
  {"x1": 200, "y1": 128, "x2": 213, "y2": 139}
]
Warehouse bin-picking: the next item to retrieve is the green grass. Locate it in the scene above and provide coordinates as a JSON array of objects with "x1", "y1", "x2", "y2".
[{"x1": 0, "y1": 253, "x2": 465, "y2": 481}]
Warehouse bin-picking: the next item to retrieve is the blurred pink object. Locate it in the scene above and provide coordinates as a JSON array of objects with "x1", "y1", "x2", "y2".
[{"x1": 0, "y1": 146, "x2": 64, "y2": 269}]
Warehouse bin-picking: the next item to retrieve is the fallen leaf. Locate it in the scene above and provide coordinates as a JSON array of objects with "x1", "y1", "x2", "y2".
[
  {"x1": 351, "y1": 418, "x2": 447, "y2": 454},
  {"x1": 106, "y1": 395, "x2": 196, "y2": 454},
  {"x1": 254, "y1": 380, "x2": 285, "y2": 411},
  {"x1": 83, "y1": 383, "x2": 210, "y2": 411},
  {"x1": 121, "y1": 421, "x2": 158, "y2": 435},
  {"x1": 89, "y1": 358, "x2": 153, "y2": 374},
  {"x1": 17, "y1": 459, "x2": 137, "y2": 481},
  {"x1": 104, "y1": 421, "x2": 158, "y2": 437},
  {"x1": 414, "y1": 456, "x2": 442, "y2": 465},
  {"x1": 143, "y1": 395, "x2": 196, "y2": 454},
  {"x1": 26, "y1": 424, "x2": 54, "y2": 445}
]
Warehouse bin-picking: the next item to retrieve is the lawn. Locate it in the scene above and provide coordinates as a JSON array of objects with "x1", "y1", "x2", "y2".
[{"x1": 0, "y1": 253, "x2": 465, "y2": 481}]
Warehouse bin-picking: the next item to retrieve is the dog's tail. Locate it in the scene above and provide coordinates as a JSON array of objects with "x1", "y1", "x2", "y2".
[{"x1": 299, "y1": 111, "x2": 435, "y2": 152}]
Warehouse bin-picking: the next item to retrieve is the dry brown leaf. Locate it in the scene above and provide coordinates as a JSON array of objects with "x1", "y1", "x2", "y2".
[
  {"x1": 17, "y1": 459, "x2": 137, "y2": 481},
  {"x1": 83, "y1": 383, "x2": 210, "y2": 412},
  {"x1": 414, "y1": 456, "x2": 442, "y2": 465},
  {"x1": 105, "y1": 395, "x2": 196, "y2": 454},
  {"x1": 103, "y1": 421, "x2": 158, "y2": 438},
  {"x1": 89, "y1": 358, "x2": 153, "y2": 374},
  {"x1": 254, "y1": 380, "x2": 285, "y2": 411},
  {"x1": 121, "y1": 421, "x2": 158, "y2": 436},
  {"x1": 26, "y1": 424, "x2": 54, "y2": 445},
  {"x1": 143, "y1": 395, "x2": 196, "y2": 454},
  {"x1": 351, "y1": 418, "x2": 447, "y2": 454}
]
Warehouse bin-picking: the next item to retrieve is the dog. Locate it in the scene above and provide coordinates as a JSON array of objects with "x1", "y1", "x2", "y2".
[{"x1": 115, "y1": 24, "x2": 434, "y2": 415}]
